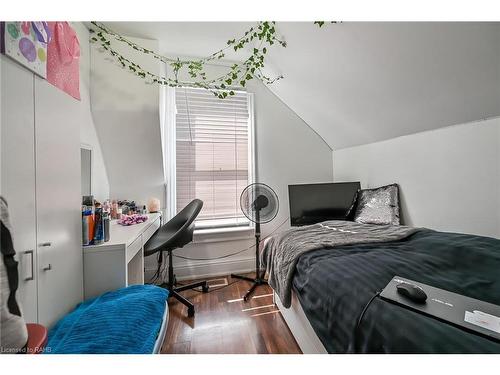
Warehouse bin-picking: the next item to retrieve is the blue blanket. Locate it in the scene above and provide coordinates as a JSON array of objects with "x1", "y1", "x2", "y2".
[{"x1": 46, "y1": 285, "x2": 169, "y2": 354}]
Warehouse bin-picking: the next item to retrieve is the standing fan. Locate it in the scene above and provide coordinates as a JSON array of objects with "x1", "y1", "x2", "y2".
[{"x1": 231, "y1": 183, "x2": 279, "y2": 301}]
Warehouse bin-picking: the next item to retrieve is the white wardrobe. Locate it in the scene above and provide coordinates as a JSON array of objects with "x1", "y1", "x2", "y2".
[{"x1": 0, "y1": 55, "x2": 83, "y2": 327}]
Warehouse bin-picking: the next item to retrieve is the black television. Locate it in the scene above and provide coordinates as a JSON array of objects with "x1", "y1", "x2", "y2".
[{"x1": 288, "y1": 182, "x2": 361, "y2": 226}]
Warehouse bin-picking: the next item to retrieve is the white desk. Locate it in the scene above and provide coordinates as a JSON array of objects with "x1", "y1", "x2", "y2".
[{"x1": 83, "y1": 213, "x2": 162, "y2": 299}]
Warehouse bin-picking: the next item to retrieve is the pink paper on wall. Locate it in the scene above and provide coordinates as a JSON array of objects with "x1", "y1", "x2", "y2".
[{"x1": 47, "y1": 22, "x2": 80, "y2": 100}]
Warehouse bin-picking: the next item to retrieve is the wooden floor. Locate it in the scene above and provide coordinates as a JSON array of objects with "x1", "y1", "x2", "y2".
[{"x1": 160, "y1": 273, "x2": 302, "y2": 354}]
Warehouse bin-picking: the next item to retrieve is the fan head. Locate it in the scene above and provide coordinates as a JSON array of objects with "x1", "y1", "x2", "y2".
[{"x1": 240, "y1": 183, "x2": 279, "y2": 224}]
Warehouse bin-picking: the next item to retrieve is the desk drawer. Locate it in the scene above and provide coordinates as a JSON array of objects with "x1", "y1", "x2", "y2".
[
  {"x1": 143, "y1": 217, "x2": 161, "y2": 244},
  {"x1": 126, "y1": 235, "x2": 143, "y2": 263}
]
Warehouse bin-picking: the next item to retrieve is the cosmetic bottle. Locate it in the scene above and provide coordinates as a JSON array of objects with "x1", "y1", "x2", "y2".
[
  {"x1": 103, "y1": 200, "x2": 110, "y2": 214},
  {"x1": 93, "y1": 207, "x2": 104, "y2": 244},
  {"x1": 103, "y1": 212, "x2": 110, "y2": 242},
  {"x1": 111, "y1": 200, "x2": 118, "y2": 219},
  {"x1": 88, "y1": 209, "x2": 94, "y2": 244},
  {"x1": 82, "y1": 210, "x2": 89, "y2": 246}
]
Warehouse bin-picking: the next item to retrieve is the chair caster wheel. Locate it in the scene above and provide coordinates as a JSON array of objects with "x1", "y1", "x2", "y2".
[
  {"x1": 187, "y1": 307, "x2": 195, "y2": 317},
  {"x1": 202, "y1": 284, "x2": 209, "y2": 293}
]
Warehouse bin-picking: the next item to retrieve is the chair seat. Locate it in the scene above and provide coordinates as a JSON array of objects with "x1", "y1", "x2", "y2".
[
  {"x1": 144, "y1": 222, "x2": 195, "y2": 256},
  {"x1": 144, "y1": 226, "x2": 178, "y2": 254},
  {"x1": 26, "y1": 323, "x2": 47, "y2": 354}
]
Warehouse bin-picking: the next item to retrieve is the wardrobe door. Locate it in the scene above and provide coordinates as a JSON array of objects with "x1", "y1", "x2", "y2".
[
  {"x1": 0, "y1": 56, "x2": 38, "y2": 323},
  {"x1": 34, "y1": 76, "x2": 83, "y2": 327}
]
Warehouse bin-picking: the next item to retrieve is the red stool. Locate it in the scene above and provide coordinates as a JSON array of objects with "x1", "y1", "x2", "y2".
[{"x1": 26, "y1": 323, "x2": 48, "y2": 354}]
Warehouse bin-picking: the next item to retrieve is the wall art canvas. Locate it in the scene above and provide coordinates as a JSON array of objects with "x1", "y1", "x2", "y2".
[{"x1": 2, "y1": 22, "x2": 50, "y2": 78}]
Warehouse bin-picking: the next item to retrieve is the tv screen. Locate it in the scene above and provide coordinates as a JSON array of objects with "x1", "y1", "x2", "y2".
[{"x1": 288, "y1": 182, "x2": 360, "y2": 226}]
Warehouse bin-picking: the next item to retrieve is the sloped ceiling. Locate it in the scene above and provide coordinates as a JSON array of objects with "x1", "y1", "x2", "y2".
[{"x1": 105, "y1": 22, "x2": 500, "y2": 149}]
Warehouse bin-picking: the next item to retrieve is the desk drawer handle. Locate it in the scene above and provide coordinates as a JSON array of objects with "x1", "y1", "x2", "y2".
[
  {"x1": 43, "y1": 264, "x2": 52, "y2": 271},
  {"x1": 38, "y1": 242, "x2": 52, "y2": 247}
]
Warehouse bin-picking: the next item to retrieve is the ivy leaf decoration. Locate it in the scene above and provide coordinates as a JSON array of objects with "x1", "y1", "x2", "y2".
[{"x1": 89, "y1": 21, "x2": 289, "y2": 99}]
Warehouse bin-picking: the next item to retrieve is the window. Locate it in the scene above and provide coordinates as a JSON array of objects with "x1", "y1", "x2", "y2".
[{"x1": 175, "y1": 87, "x2": 253, "y2": 229}]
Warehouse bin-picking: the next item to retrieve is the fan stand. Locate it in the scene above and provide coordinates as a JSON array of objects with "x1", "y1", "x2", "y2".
[{"x1": 231, "y1": 215, "x2": 268, "y2": 301}]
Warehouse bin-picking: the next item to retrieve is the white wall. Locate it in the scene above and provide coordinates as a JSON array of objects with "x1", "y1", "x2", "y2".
[
  {"x1": 73, "y1": 23, "x2": 110, "y2": 202},
  {"x1": 89, "y1": 40, "x2": 333, "y2": 279},
  {"x1": 105, "y1": 22, "x2": 500, "y2": 150},
  {"x1": 333, "y1": 117, "x2": 500, "y2": 238},
  {"x1": 90, "y1": 36, "x2": 164, "y2": 208},
  {"x1": 162, "y1": 77, "x2": 334, "y2": 281}
]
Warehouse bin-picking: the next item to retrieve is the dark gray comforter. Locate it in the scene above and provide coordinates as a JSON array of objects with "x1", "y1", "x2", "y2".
[
  {"x1": 292, "y1": 229, "x2": 500, "y2": 353},
  {"x1": 261, "y1": 220, "x2": 418, "y2": 308}
]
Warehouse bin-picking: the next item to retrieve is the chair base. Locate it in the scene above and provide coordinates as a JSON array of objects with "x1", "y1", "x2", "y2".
[
  {"x1": 161, "y1": 280, "x2": 209, "y2": 317},
  {"x1": 231, "y1": 273, "x2": 268, "y2": 301}
]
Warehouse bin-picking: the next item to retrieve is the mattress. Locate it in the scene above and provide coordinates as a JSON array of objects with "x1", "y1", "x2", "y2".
[
  {"x1": 47, "y1": 285, "x2": 169, "y2": 354},
  {"x1": 152, "y1": 301, "x2": 169, "y2": 354},
  {"x1": 292, "y1": 229, "x2": 500, "y2": 353}
]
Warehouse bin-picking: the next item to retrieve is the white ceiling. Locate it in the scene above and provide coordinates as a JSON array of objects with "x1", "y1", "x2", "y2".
[{"x1": 105, "y1": 22, "x2": 500, "y2": 149}]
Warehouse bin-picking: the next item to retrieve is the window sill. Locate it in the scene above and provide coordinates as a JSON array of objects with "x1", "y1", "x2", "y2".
[{"x1": 193, "y1": 225, "x2": 254, "y2": 244}]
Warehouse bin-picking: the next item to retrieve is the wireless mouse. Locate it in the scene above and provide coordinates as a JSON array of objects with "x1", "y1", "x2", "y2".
[{"x1": 396, "y1": 282, "x2": 427, "y2": 303}]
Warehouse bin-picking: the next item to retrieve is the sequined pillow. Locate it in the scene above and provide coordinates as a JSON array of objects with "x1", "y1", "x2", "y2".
[{"x1": 353, "y1": 184, "x2": 400, "y2": 225}]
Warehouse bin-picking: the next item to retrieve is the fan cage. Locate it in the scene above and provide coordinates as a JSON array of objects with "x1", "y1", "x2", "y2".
[{"x1": 240, "y1": 183, "x2": 279, "y2": 224}]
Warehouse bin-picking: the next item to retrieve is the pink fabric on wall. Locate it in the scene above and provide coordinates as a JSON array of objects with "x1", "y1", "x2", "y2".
[{"x1": 46, "y1": 22, "x2": 80, "y2": 100}]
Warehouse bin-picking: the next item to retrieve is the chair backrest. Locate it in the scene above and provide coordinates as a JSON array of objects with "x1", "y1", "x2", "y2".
[
  {"x1": 144, "y1": 199, "x2": 204, "y2": 257},
  {"x1": 162, "y1": 199, "x2": 203, "y2": 248},
  {"x1": 170, "y1": 198, "x2": 203, "y2": 229}
]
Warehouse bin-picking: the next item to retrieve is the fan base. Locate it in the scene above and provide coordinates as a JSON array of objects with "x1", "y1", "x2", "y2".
[{"x1": 231, "y1": 273, "x2": 268, "y2": 301}]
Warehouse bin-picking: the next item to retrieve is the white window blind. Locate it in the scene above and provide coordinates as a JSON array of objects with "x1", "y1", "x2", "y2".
[{"x1": 175, "y1": 87, "x2": 252, "y2": 227}]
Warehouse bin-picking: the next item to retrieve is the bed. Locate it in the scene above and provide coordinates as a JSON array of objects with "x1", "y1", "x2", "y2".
[
  {"x1": 263, "y1": 221, "x2": 500, "y2": 354},
  {"x1": 47, "y1": 285, "x2": 169, "y2": 354},
  {"x1": 152, "y1": 300, "x2": 169, "y2": 354}
]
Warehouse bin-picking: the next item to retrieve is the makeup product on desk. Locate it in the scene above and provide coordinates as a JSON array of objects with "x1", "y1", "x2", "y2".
[
  {"x1": 103, "y1": 200, "x2": 110, "y2": 214},
  {"x1": 111, "y1": 200, "x2": 118, "y2": 219},
  {"x1": 88, "y1": 212, "x2": 94, "y2": 243},
  {"x1": 82, "y1": 195, "x2": 94, "y2": 207},
  {"x1": 118, "y1": 200, "x2": 136, "y2": 213},
  {"x1": 82, "y1": 207, "x2": 93, "y2": 246},
  {"x1": 103, "y1": 212, "x2": 110, "y2": 242},
  {"x1": 82, "y1": 211, "x2": 89, "y2": 245},
  {"x1": 93, "y1": 206, "x2": 104, "y2": 244}
]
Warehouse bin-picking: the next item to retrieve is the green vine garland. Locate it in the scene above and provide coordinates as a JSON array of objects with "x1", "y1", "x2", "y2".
[
  {"x1": 89, "y1": 21, "x2": 287, "y2": 98},
  {"x1": 314, "y1": 21, "x2": 341, "y2": 27}
]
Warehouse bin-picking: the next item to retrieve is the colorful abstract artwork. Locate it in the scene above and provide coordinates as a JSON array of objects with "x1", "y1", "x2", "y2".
[{"x1": 2, "y1": 22, "x2": 50, "y2": 78}]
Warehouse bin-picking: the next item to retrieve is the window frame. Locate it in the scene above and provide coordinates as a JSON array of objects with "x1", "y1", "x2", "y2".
[{"x1": 166, "y1": 87, "x2": 255, "y2": 235}]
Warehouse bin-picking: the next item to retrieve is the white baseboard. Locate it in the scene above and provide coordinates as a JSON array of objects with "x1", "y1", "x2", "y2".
[{"x1": 144, "y1": 256, "x2": 255, "y2": 283}]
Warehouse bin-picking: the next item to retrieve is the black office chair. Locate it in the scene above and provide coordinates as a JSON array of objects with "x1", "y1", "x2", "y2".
[{"x1": 144, "y1": 199, "x2": 209, "y2": 317}]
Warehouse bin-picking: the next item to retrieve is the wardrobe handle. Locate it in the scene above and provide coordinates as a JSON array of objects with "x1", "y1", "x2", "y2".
[
  {"x1": 43, "y1": 264, "x2": 52, "y2": 271},
  {"x1": 38, "y1": 242, "x2": 52, "y2": 247},
  {"x1": 24, "y1": 250, "x2": 34, "y2": 281}
]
